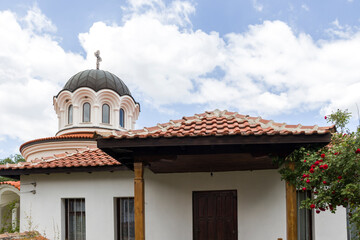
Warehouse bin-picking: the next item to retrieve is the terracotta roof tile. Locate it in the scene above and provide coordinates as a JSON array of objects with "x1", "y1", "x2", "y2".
[
  {"x1": 0, "y1": 181, "x2": 20, "y2": 190},
  {"x1": 0, "y1": 148, "x2": 120, "y2": 171},
  {"x1": 20, "y1": 133, "x2": 95, "y2": 151},
  {"x1": 98, "y1": 109, "x2": 335, "y2": 140}
]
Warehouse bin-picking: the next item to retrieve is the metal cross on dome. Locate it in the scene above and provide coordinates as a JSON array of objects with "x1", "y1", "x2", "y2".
[{"x1": 94, "y1": 50, "x2": 102, "y2": 70}]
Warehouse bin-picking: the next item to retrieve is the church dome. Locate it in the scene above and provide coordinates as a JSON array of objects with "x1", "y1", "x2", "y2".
[{"x1": 60, "y1": 69, "x2": 132, "y2": 97}]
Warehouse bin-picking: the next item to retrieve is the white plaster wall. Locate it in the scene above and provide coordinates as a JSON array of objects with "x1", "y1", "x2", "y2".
[
  {"x1": 144, "y1": 169, "x2": 287, "y2": 240},
  {"x1": 314, "y1": 207, "x2": 348, "y2": 240},
  {"x1": 20, "y1": 169, "x2": 347, "y2": 240},
  {"x1": 20, "y1": 171, "x2": 134, "y2": 240},
  {"x1": 20, "y1": 169, "x2": 286, "y2": 240}
]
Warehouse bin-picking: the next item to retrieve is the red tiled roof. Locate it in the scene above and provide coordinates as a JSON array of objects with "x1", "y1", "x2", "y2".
[
  {"x1": 0, "y1": 181, "x2": 20, "y2": 190},
  {"x1": 0, "y1": 148, "x2": 120, "y2": 171},
  {"x1": 20, "y1": 133, "x2": 95, "y2": 151},
  {"x1": 99, "y1": 109, "x2": 335, "y2": 140}
]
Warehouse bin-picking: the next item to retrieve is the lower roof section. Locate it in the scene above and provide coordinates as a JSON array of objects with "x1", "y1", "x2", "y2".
[{"x1": 0, "y1": 148, "x2": 127, "y2": 179}]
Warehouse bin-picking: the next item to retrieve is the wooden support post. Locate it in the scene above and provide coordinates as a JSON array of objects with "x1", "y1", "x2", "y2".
[
  {"x1": 134, "y1": 162, "x2": 145, "y2": 240},
  {"x1": 286, "y1": 162, "x2": 297, "y2": 240}
]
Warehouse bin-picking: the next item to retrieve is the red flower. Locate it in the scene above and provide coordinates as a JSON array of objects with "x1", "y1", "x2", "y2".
[
  {"x1": 302, "y1": 187, "x2": 307, "y2": 191},
  {"x1": 332, "y1": 191, "x2": 335, "y2": 194},
  {"x1": 310, "y1": 204, "x2": 316, "y2": 209},
  {"x1": 323, "y1": 164, "x2": 328, "y2": 170},
  {"x1": 320, "y1": 207, "x2": 326, "y2": 211},
  {"x1": 314, "y1": 191, "x2": 318, "y2": 194},
  {"x1": 310, "y1": 168, "x2": 315, "y2": 173},
  {"x1": 302, "y1": 174, "x2": 307, "y2": 178},
  {"x1": 323, "y1": 180, "x2": 327, "y2": 184},
  {"x1": 321, "y1": 154, "x2": 325, "y2": 158},
  {"x1": 319, "y1": 159, "x2": 323, "y2": 163},
  {"x1": 316, "y1": 210, "x2": 321, "y2": 214},
  {"x1": 311, "y1": 164, "x2": 316, "y2": 168},
  {"x1": 304, "y1": 159, "x2": 307, "y2": 163},
  {"x1": 306, "y1": 179, "x2": 310, "y2": 183},
  {"x1": 314, "y1": 161, "x2": 320, "y2": 166},
  {"x1": 324, "y1": 116, "x2": 327, "y2": 120},
  {"x1": 319, "y1": 165, "x2": 323, "y2": 169},
  {"x1": 338, "y1": 176, "x2": 342, "y2": 180},
  {"x1": 329, "y1": 205, "x2": 334, "y2": 210},
  {"x1": 334, "y1": 152, "x2": 339, "y2": 155},
  {"x1": 355, "y1": 148, "x2": 360, "y2": 154}
]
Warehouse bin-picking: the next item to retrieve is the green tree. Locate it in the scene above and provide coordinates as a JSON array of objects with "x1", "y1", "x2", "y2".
[
  {"x1": 0, "y1": 154, "x2": 25, "y2": 182},
  {"x1": 279, "y1": 109, "x2": 360, "y2": 239}
]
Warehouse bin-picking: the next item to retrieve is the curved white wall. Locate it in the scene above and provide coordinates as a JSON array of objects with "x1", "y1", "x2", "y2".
[
  {"x1": 54, "y1": 88, "x2": 140, "y2": 135},
  {"x1": 21, "y1": 140, "x2": 97, "y2": 161}
]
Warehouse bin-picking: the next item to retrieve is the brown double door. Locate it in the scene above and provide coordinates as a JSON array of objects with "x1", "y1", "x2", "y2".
[{"x1": 193, "y1": 190, "x2": 237, "y2": 240}]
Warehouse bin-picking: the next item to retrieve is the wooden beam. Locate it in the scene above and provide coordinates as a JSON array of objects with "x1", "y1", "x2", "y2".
[
  {"x1": 286, "y1": 162, "x2": 297, "y2": 240},
  {"x1": 134, "y1": 162, "x2": 145, "y2": 240},
  {"x1": 97, "y1": 133, "x2": 332, "y2": 149}
]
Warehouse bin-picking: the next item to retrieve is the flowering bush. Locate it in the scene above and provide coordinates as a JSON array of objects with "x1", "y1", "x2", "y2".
[
  {"x1": 280, "y1": 131, "x2": 360, "y2": 238},
  {"x1": 279, "y1": 109, "x2": 359, "y2": 238}
]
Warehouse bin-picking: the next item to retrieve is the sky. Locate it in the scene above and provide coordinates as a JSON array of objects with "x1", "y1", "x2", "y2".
[{"x1": 0, "y1": 0, "x2": 360, "y2": 158}]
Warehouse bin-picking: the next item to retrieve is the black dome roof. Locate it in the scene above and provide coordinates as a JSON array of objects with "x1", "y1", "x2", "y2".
[{"x1": 61, "y1": 69, "x2": 132, "y2": 96}]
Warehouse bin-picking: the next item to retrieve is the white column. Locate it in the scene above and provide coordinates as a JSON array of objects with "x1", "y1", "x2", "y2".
[
  {"x1": 114, "y1": 109, "x2": 119, "y2": 129},
  {"x1": 73, "y1": 105, "x2": 80, "y2": 125},
  {"x1": 12, "y1": 203, "x2": 19, "y2": 230},
  {"x1": 94, "y1": 104, "x2": 100, "y2": 126}
]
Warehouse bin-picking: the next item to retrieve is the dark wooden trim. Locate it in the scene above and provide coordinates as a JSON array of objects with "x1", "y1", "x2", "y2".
[
  {"x1": 0, "y1": 165, "x2": 128, "y2": 178},
  {"x1": 97, "y1": 133, "x2": 332, "y2": 149}
]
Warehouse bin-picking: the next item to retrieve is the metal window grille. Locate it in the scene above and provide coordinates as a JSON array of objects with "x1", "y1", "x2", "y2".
[
  {"x1": 116, "y1": 197, "x2": 134, "y2": 240},
  {"x1": 297, "y1": 191, "x2": 313, "y2": 240},
  {"x1": 65, "y1": 199, "x2": 86, "y2": 240}
]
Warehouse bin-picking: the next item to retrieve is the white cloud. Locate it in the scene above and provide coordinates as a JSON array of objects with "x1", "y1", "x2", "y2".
[
  {"x1": 301, "y1": 4, "x2": 309, "y2": 11},
  {"x1": 0, "y1": 9, "x2": 86, "y2": 141},
  {"x1": 1, "y1": 1, "x2": 360, "y2": 144},
  {"x1": 23, "y1": 5, "x2": 57, "y2": 33},
  {"x1": 326, "y1": 18, "x2": 359, "y2": 39},
  {"x1": 252, "y1": 0, "x2": 264, "y2": 12}
]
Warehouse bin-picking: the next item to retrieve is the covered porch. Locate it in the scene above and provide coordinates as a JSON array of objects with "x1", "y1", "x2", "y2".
[{"x1": 98, "y1": 125, "x2": 332, "y2": 240}]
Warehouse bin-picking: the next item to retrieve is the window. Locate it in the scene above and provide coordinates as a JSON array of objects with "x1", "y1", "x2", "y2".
[
  {"x1": 297, "y1": 191, "x2": 313, "y2": 240},
  {"x1": 83, "y1": 103, "x2": 91, "y2": 122},
  {"x1": 119, "y1": 108, "x2": 125, "y2": 128},
  {"x1": 347, "y1": 207, "x2": 356, "y2": 239},
  {"x1": 65, "y1": 198, "x2": 86, "y2": 240},
  {"x1": 68, "y1": 105, "x2": 73, "y2": 124},
  {"x1": 102, "y1": 104, "x2": 110, "y2": 124},
  {"x1": 115, "y1": 197, "x2": 134, "y2": 240}
]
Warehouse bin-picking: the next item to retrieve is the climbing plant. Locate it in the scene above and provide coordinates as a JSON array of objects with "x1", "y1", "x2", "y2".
[
  {"x1": 0, "y1": 199, "x2": 20, "y2": 234},
  {"x1": 279, "y1": 109, "x2": 360, "y2": 239}
]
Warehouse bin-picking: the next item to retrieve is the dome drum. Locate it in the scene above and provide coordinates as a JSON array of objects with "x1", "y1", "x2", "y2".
[{"x1": 54, "y1": 69, "x2": 140, "y2": 135}]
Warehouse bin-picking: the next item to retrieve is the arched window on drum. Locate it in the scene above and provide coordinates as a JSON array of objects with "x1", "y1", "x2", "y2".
[
  {"x1": 119, "y1": 108, "x2": 125, "y2": 128},
  {"x1": 102, "y1": 104, "x2": 110, "y2": 124},
  {"x1": 83, "y1": 103, "x2": 91, "y2": 122},
  {"x1": 68, "y1": 104, "x2": 73, "y2": 124}
]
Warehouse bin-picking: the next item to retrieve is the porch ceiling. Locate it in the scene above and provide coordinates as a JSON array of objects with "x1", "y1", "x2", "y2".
[{"x1": 98, "y1": 137, "x2": 327, "y2": 173}]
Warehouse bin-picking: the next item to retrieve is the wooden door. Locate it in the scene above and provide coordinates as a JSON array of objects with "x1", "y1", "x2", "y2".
[{"x1": 193, "y1": 190, "x2": 237, "y2": 240}]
